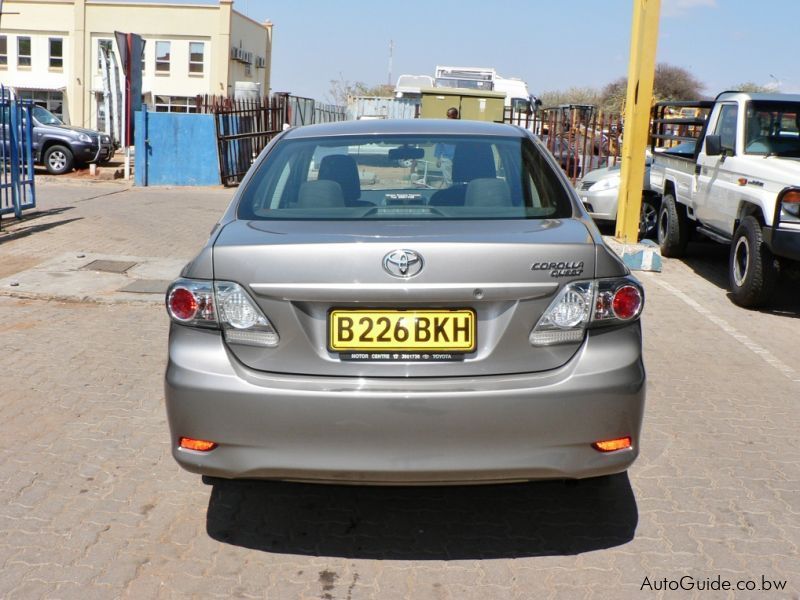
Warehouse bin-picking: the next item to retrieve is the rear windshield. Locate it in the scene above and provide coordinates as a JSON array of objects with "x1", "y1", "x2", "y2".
[{"x1": 237, "y1": 134, "x2": 574, "y2": 220}]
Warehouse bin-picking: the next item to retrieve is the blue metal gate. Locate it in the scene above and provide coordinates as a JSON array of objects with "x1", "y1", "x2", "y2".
[{"x1": 1, "y1": 87, "x2": 36, "y2": 218}]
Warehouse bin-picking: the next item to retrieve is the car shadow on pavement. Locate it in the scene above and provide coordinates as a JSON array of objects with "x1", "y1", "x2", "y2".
[
  {"x1": 205, "y1": 474, "x2": 638, "y2": 559},
  {"x1": 681, "y1": 240, "x2": 800, "y2": 317}
]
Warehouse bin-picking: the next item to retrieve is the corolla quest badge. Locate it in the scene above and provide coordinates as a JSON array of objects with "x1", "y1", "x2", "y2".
[{"x1": 383, "y1": 249, "x2": 424, "y2": 278}]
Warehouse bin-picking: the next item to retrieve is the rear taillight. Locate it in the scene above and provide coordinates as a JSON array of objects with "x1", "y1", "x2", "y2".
[
  {"x1": 166, "y1": 279, "x2": 279, "y2": 347},
  {"x1": 529, "y1": 276, "x2": 644, "y2": 346},
  {"x1": 529, "y1": 281, "x2": 593, "y2": 346},
  {"x1": 166, "y1": 280, "x2": 216, "y2": 326},
  {"x1": 611, "y1": 285, "x2": 643, "y2": 320},
  {"x1": 594, "y1": 282, "x2": 643, "y2": 322},
  {"x1": 214, "y1": 282, "x2": 280, "y2": 347},
  {"x1": 169, "y1": 288, "x2": 197, "y2": 320}
]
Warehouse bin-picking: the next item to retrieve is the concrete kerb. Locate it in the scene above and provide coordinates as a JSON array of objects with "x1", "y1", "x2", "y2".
[
  {"x1": 0, "y1": 252, "x2": 187, "y2": 305},
  {"x1": 603, "y1": 236, "x2": 662, "y2": 272},
  {"x1": 34, "y1": 171, "x2": 133, "y2": 186}
]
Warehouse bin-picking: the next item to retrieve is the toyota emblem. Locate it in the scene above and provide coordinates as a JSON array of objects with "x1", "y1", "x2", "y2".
[{"x1": 383, "y1": 249, "x2": 424, "y2": 278}]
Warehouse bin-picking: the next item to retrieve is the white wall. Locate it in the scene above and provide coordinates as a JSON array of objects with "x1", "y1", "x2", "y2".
[{"x1": 0, "y1": 31, "x2": 70, "y2": 92}]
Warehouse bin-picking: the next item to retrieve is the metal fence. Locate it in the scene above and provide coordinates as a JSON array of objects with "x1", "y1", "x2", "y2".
[
  {"x1": 1, "y1": 89, "x2": 37, "y2": 219},
  {"x1": 313, "y1": 101, "x2": 348, "y2": 124},
  {"x1": 283, "y1": 95, "x2": 347, "y2": 126},
  {"x1": 346, "y1": 96, "x2": 419, "y2": 121},
  {"x1": 505, "y1": 106, "x2": 623, "y2": 183},
  {"x1": 197, "y1": 94, "x2": 287, "y2": 186},
  {"x1": 196, "y1": 93, "x2": 346, "y2": 186}
]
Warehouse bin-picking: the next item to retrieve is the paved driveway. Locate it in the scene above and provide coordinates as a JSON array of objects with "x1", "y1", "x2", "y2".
[{"x1": 1, "y1": 182, "x2": 797, "y2": 599}]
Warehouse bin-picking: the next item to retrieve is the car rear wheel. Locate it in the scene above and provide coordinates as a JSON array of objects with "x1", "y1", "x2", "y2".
[
  {"x1": 44, "y1": 145, "x2": 74, "y2": 175},
  {"x1": 729, "y1": 216, "x2": 778, "y2": 308},
  {"x1": 657, "y1": 193, "x2": 689, "y2": 257}
]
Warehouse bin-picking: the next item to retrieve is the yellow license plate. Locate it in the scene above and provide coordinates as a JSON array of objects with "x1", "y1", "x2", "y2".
[{"x1": 329, "y1": 309, "x2": 476, "y2": 352}]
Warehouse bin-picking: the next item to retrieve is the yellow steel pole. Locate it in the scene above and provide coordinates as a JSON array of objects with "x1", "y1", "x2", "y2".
[{"x1": 615, "y1": 0, "x2": 661, "y2": 242}]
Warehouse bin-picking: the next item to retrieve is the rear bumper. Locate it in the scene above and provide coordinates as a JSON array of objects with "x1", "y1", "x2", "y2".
[{"x1": 165, "y1": 324, "x2": 646, "y2": 484}]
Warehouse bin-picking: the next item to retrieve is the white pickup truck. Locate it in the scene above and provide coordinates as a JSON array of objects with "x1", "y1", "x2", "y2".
[{"x1": 649, "y1": 92, "x2": 800, "y2": 307}]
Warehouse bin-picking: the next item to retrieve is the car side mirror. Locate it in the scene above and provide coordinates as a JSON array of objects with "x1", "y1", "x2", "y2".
[{"x1": 705, "y1": 135, "x2": 722, "y2": 156}]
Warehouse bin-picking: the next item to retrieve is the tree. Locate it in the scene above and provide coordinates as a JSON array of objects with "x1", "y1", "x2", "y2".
[
  {"x1": 538, "y1": 87, "x2": 601, "y2": 109},
  {"x1": 732, "y1": 82, "x2": 772, "y2": 93},
  {"x1": 654, "y1": 63, "x2": 705, "y2": 101},
  {"x1": 599, "y1": 63, "x2": 705, "y2": 114},
  {"x1": 327, "y1": 79, "x2": 366, "y2": 105},
  {"x1": 599, "y1": 78, "x2": 627, "y2": 114},
  {"x1": 328, "y1": 79, "x2": 394, "y2": 105}
]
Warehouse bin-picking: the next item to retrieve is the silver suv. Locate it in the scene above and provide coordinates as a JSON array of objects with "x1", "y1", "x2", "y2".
[{"x1": 164, "y1": 119, "x2": 645, "y2": 484}]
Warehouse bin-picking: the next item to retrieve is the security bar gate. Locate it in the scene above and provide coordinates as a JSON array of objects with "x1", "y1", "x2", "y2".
[
  {"x1": 1, "y1": 89, "x2": 36, "y2": 218},
  {"x1": 197, "y1": 93, "x2": 346, "y2": 186},
  {"x1": 205, "y1": 95, "x2": 287, "y2": 187}
]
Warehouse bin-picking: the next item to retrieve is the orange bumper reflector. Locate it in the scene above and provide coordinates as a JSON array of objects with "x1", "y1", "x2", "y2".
[
  {"x1": 179, "y1": 437, "x2": 218, "y2": 452},
  {"x1": 592, "y1": 436, "x2": 632, "y2": 452}
]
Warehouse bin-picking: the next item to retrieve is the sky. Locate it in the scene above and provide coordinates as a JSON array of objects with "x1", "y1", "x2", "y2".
[{"x1": 132, "y1": 0, "x2": 800, "y2": 101}]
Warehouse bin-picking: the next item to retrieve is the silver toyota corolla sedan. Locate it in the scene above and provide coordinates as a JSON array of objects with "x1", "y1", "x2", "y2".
[{"x1": 164, "y1": 119, "x2": 645, "y2": 484}]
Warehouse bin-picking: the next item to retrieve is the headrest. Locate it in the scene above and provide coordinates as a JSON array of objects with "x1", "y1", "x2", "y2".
[
  {"x1": 318, "y1": 154, "x2": 361, "y2": 201},
  {"x1": 297, "y1": 180, "x2": 344, "y2": 208},
  {"x1": 452, "y1": 143, "x2": 496, "y2": 183},
  {"x1": 465, "y1": 178, "x2": 512, "y2": 207}
]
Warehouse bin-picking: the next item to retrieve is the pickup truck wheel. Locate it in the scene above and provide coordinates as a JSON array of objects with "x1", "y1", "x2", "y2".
[
  {"x1": 729, "y1": 216, "x2": 778, "y2": 308},
  {"x1": 657, "y1": 193, "x2": 689, "y2": 257},
  {"x1": 639, "y1": 197, "x2": 659, "y2": 239},
  {"x1": 44, "y1": 145, "x2": 74, "y2": 175}
]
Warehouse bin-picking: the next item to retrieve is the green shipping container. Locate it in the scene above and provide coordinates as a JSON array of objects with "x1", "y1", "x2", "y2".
[{"x1": 419, "y1": 87, "x2": 506, "y2": 122}]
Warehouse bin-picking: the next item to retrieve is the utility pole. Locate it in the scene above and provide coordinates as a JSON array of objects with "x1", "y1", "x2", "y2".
[
  {"x1": 616, "y1": 0, "x2": 661, "y2": 243},
  {"x1": 388, "y1": 39, "x2": 394, "y2": 87}
]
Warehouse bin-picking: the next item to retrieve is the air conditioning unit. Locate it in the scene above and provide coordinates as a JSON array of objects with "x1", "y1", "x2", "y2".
[{"x1": 230, "y1": 47, "x2": 253, "y2": 64}]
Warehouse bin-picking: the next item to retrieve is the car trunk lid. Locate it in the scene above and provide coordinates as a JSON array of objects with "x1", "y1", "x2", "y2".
[{"x1": 212, "y1": 218, "x2": 596, "y2": 377}]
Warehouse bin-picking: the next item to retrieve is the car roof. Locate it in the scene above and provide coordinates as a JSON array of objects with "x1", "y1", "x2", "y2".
[
  {"x1": 716, "y1": 91, "x2": 800, "y2": 103},
  {"x1": 282, "y1": 118, "x2": 528, "y2": 140}
]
